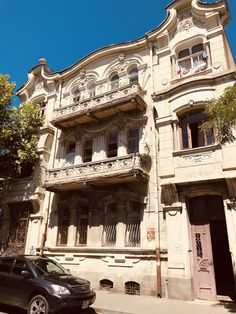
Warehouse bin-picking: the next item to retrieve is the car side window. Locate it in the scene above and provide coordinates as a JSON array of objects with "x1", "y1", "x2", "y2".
[
  {"x1": 0, "y1": 258, "x2": 14, "y2": 273},
  {"x1": 12, "y1": 259, "x2": 30, "y2": 276}
]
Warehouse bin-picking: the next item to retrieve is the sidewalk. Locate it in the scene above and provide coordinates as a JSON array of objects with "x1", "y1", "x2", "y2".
[{"x1": 92, "y1": 290, "x2": 236, "y2": 314}]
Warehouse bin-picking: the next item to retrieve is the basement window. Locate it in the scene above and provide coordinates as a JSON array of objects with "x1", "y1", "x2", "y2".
[
  {"x1": 100, "y1": 279, "x2": 113, "y2": 291},
  {"x1": 125, "y1": 281, "x2": 140, "y2": 295}
]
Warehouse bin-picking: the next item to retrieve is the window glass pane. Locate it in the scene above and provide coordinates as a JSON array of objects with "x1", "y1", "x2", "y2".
[
  {"x1": 12, "y1": 260, "x2": 28, "y2": 275},
  {"x1": 178, "y1": 49, "x2": 190, "y2": 59},
  {"x1": 129, "y1": 68, "x2": 138, "y2": 84},
  {"x1": 190, "y1": 122, "x2": 204, "y2": 148},
  {"x1": 107, "y1": 133, "x2": 118, "y2": 157},
  {"x1": 128, "y1": 128, "x2": 139, "y2": 154},
  {"x1": 102, "y1": 205, "x2": 116, "y2": 247},
  {"x1": 192, "y1": 43, "x2": 204, "y2": 54},
  {"x1": 0, "y1": 258, "x2": 14, "y2": 273},
  {"x1": 206, "y1": 128, "x2": 215, "y2": 145},
  {"x1": 110, "y1": 74, "x2": 119, "y2": 90},
  {"x1": 178, "y1": 59, "x2": 191, "y2": 74},
  {"x1": 83, "y1": 139, "x2": 93, "y2": 162},
  {"x1": 179, "y1": 111, "x2": 215, "y2": 149},
  {"x1": 57, "y1": 208, "x2": 69, "y2": 245},
  {"x1": 180, "y1": 124, "x2": 189, "y2": 149},
  {"x1": 88, "y1": 83, "x2": 96, "y2": 98}
]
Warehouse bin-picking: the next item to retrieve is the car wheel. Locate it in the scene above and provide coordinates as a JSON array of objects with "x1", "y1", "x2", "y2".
[{"x1": 28, "y1": 294, "x2": 49, "y2": 314}]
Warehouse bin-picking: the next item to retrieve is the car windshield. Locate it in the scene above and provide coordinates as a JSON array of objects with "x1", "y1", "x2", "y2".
[{"x1": 32, "y1": 259, "x2": 69, "y2": 277}]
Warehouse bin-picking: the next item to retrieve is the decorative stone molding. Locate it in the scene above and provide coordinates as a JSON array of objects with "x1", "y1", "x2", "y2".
[
  {"x1": 45, "y1": 154, "x2": 149, "y2": 191},
  {"x1": 181, "y1": 152, "x2": 213, "y2": 164},
  {"x1": 170, "y1": 10, "x2": 206, "y2": 38},
  {"x1": 54, "y1": 83, "x2": 145, "y2": 119}
]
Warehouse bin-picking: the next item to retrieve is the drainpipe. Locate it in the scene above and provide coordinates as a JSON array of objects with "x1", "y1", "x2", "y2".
[
  {"x1": 39, "y1": 79, "x2": 62, "y2": 256},
  {"x1": 147, "y1": 37, "x2": 162, "y2": 297}
]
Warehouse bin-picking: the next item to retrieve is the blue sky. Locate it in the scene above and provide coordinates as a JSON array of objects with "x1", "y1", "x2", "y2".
[{"x1": 0, "y1": 0, "x2": 235, "y2": 105}]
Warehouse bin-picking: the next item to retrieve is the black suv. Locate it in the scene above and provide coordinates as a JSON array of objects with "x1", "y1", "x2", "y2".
[{"x1": 0, "y1": 255, "x2": 96, "y2": 313}]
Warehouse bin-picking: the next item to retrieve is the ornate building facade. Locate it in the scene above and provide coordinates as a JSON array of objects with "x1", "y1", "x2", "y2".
[{"x1": 5, "y1": 0, "x2": 236, "y2": 301}]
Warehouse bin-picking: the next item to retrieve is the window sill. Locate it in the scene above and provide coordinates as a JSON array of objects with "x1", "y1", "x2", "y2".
[{"x1": 173, "y1": 143, "x2": 221, "y2": 157}]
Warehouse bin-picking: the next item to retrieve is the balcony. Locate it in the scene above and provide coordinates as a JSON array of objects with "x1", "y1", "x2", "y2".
[
  {"x1": 52, "y1": 83, "x2": 146, "y2": 129},
  {"x1": 45, "y1": 154, "x2": 149, "y2": 192}
]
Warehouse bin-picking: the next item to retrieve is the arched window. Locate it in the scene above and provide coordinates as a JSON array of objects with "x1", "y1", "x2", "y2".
[
  {"x1": 179, "y1": 110, "x2": 214, "y2": 149},
  {"x1": 110, "y1": 73, "x2": 119, "y2": 90},
  {"x1": 176, "y1": 43, "x2": 208, "y2": 77},
  {"x1": 73, "y1": 88, "x2": 80, "y2": 103},
  {"x1": 125, "y1": 281, "x2": 140, "y2": 295},
  {"x1": 128, "y1": 67, "x2": 138, "y2": 84},
  {"x1": 100, "y1": 279, "x2": 113, "y2": 291}
]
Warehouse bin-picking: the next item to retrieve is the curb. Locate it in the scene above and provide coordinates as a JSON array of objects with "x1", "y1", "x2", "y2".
[{"x1": 94, "y1": 308, "x2": 133, "y2": 314}]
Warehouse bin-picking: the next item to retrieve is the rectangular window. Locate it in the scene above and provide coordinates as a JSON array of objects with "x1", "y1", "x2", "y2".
[
  {"x1": 128, "y1": 128, "x2": 139, "y2": 154},
  {"x1": 83, "y1": 139, "x2": 93, "y2": 162},
  {"x1": 57, "y1": 209, "x2": 69, "y2": 246},
  {"x1": 177, "y1": 44, "x2": 207, "y2": 77},
  {"x1": 107, "y1": 133, "x2": 118, "y2": 158},
  {"x1": 125, "y1": 202, "x2": 140, "y2": 247},
  {"x1": 76, "y1": 207, "x2": 88, "y2": 246},
  {"x1": 102, "y1": 206, "x2": 116, "y2": 247}
]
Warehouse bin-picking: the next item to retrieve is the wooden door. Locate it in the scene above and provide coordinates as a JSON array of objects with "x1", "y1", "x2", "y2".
[{"x1": 191, "y1": 223, "x2": 217, "y2": 300}]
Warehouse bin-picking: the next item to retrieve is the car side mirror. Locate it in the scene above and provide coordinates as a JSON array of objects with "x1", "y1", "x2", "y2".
[{"x1": 21, "y1": 270, "x2": 30, "y2": 278}]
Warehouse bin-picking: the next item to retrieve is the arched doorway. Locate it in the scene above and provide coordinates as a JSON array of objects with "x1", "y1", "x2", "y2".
[{"x1": 188, "y1": 195, "x2": 235, "y2": 300}]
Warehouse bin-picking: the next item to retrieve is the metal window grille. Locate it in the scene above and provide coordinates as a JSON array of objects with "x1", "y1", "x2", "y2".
[
  {"x1": 125, "y1": 281, "x2": 140, "y2": 295},
  {"x1": 57, "y1": 221, "x2": 69, "y2": 245},
  {"x1": 57, "y1": 208, "x2": 69, "y2": 246},
  {"x1": 102, "y1": 215, "x2": 116, "y2": 247},
  {"x1": 125, "y1": 214, "x2": 140, "y2": 247},
  {"x1": 100, "y1": 279, "x2": 113, "y2": 291},
  {"x1": 76, "y1": 216, "x2": 88, "y2": 246}
]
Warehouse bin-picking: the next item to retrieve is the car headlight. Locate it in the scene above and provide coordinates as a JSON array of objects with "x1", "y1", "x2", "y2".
[{"x1": 50, "y1": 284, "x2": 71, "y2": 296}]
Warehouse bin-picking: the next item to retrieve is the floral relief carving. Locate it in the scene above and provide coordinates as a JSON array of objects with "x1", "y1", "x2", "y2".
[
  {"x1": 53, "y1": 84, "x2": 144, "y2": 120},
  {"x1": 46, "y1": 155, "x2": 148, "y2": 184},
  {"x1": 181, "y1": 152, "x2": 213, "y2": 164},
  {"x1": 110, "y1": 54, "x2": 136, "y2": 73},
  {"x1": 72, "y1": 70, "x2": 96, "y2": 88},
  {"x1": 170, "y1": 10, "x2": 206, "y2": 38}
]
